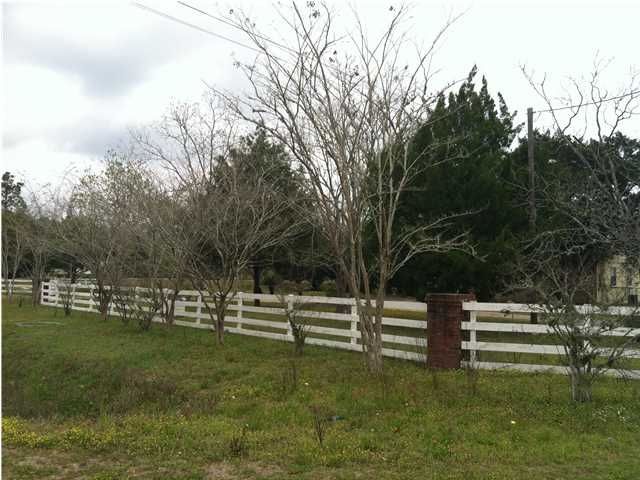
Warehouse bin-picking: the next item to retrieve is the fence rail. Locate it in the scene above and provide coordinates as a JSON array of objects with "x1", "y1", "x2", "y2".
[
  {"x1": 1, "y1": 279, "x2": 33, "y2": 296},
  {"x1": 462, "y1": 301, "x2": 640, "y2": 379},
  {"x1": 38, "y1": 281, "x2": 640, "y2": 379}
]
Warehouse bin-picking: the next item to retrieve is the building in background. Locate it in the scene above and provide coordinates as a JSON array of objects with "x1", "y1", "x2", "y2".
[{"x1": 596, "y1": 255, "x2": 640, "y2": 305}]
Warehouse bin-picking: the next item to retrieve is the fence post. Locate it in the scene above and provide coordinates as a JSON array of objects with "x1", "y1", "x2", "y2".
[
  {"x1": 350, "y1": 301, "x2": 359, "y2": 345},
  {"x1": 236, "y1": 292, "x2": 243, "y2": 329},
  {"x1": 425, "y1": 293, "x2": 476, "y2": 369},
  {"x1": 286, "y1": 294, "x2": 294, "y2": 340},
  {"x1": 469, "y1": 310, "x2": 477, "y2": 364},
  {"x1": 196, "y1": 293, "x2": 202, "y2": 325}
]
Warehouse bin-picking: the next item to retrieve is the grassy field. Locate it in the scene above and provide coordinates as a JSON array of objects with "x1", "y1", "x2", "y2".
[{"x1": 2, "y1": 300, "x2": 640, "y2": 479}]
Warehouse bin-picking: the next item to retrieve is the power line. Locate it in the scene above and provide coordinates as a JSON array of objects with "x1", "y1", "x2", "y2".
[
  {"x1": 534, "y1": 89, "x2": 640, "y2": 113},
  {"x1": 177, "y1": 1, "x2": 298, "y2": 55},
  {"x1": 131, "y1": 2, "x2": 265, "y2": 55}
]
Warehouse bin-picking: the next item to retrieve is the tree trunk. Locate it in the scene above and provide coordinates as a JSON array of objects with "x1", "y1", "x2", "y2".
[
  {"x1": 335, "y1": 270, "x2": 349, "y2": 314},
  {"x1": 31, "y1": 276, "x2": 42, "y2": 306},
  {"x1": 165, "y1": 292, "x2": 177, "y2": 325},
  {"x1": 569, "y1": 369, "x2": 592, "y2": 402},
  {"x1": 69, "y1": 262, "x2": 77, "y2": 283},
  {"x1": 97, "y1": 285, "x2": 111, "y2": 320},
  {"x1": 214, "y1": 301, "x2": 226, "y2": 345},
  {"x1": 365, "y1": 342, "x2": 384, "y2": 375},
  {"x1": 252, "y1": 264, "x2": 262, "y2": 306},
  {"x1": 358, "y1": 307, "x2": 384, "y2": 375}
]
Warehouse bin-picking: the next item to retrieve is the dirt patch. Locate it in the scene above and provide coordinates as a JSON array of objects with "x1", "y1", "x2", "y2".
[
  {"x1": 206, "y1": 462, "x2": 237, "y2": 479},
  {"x1": 206, "y1": 461, "x2": 284, "y2": 479},
  {"x1": 15, "y1": 321, "x2": 65, "y2": 327},
  {"x1": 3, "y1": 447, "x2": 108, "y2": 479}
]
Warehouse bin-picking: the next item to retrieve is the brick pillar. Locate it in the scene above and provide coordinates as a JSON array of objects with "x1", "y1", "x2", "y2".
[{"x1": 426, "y1": 293, "x2": 476, "y2": 369}]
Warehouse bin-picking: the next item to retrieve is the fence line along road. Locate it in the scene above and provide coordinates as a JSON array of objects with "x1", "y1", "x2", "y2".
[{"x1": 37, "y1": 281, "x2": 640, "y2": 379}]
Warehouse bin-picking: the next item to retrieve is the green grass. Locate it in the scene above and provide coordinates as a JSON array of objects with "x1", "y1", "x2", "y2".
[{"x1": 3, "y1": 300, "x2": 640, "y2": 479}]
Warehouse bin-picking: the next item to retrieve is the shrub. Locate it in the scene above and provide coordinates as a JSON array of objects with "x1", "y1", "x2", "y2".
[
  {"x1": 262, "y1": 269, "x2": 282, "y2": 294},
  {"x1": 278, "y1": 280, "x2": 299, "y2": 294},
  {"x1": 298, "y1": 280, "x2": 312, "y2": 294},
  {"x1": 320, "y1": 279, "x2": 338, "y2": 297}
]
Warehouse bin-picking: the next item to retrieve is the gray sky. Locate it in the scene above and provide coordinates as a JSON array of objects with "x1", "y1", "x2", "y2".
[{"x1": 2, "y1": 0, "x2": 640, "y2": 186}]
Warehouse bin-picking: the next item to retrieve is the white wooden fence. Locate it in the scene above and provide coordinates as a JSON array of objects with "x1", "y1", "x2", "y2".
[
  {"x1": 1, "y1": 279, "x2": 33, "y2": 296},
  {"x1": 38, "y1": 281, "x2": 640, "y2": 379},
  {"x1": 39, "y1": 281, "x2": 429, "y2": 362},
  {"x1": 462, "y1": 301, "x2": 640, "y2": 379}
]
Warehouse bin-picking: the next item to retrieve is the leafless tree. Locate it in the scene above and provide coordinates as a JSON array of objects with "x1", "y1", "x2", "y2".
[
  {"x1": 135, "y1": 97, "x2": 301, "y2": 343},
  {"x1": 522, "y1": 58, "x2": 640, "y2": 264},
  {"x1": 277, "y1": 293, "x2": 311, "y2": 355},
  {"x1": 185, "y1": 160, "x2": 301, "y2": 344},
  {"x1": 55, "y1": 154, "x2": 138, "y2": 319},
  {"x1": 517, "y1": 60, "x2": 640, "y2": 401},
  {"x1": 220, "y1": 2, "x2": 471, "y2": 372},
  {"x1": 1, "y1": 209, "x2": 27, "y2": 303},
  {"x1": 515, "y1": 238, "x2": 639, "y2": 402},
  {"x1": 22, "y1": 189, "x2": 56, "y2": 306}
]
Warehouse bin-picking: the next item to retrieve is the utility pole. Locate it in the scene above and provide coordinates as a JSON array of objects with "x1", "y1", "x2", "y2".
[
  {"x1": 527, "y1": 107, "x2": 538, "y2": 324},
  {"x1": 527, "y1": 107, "x2": 536, "y2": 233}
]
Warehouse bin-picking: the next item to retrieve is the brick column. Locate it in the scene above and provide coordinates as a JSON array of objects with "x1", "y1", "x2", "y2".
[{"x1": 426, "y1": 293, "x2": 476, "y2": 369}]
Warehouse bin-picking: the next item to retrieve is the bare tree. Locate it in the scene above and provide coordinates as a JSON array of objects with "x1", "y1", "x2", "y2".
[
  {"x1": 55, "y1": 154, "x2": 138, "y2": 319},
  {"x1": 276, "y1": 293, "x2": 311, "y2": 356},
  {"x1": 186, "y1": 159, "x2": 301, "y2": 344},
  {"x1": 220, "y1": 3, "x2": 470, "y2": 372},
  {"x1": 522, "y1": 58, "x2": 640, "y2": 264},
  {"x1": 2, "y1": 172, "x2": 28, "y2": 303},
  {"x1": 22, "y1": 190, "x2": 56, "y2": 306},
  {"x1": 1, "y1": 209, "x2": 27, "y2": 303},
  {"x1": 515, "y1": 238, "x2": 639, "y2": 402},
  {"x1": 517, "y1": 60, "x2": 640, "y2": 401},
  {"x1": 135, "y1": 97, "x2": 301, "y2": 343}
]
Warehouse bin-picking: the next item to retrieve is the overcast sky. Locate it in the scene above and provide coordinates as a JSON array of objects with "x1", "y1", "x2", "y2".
[{"x1": 2, "y1": 0, "x2": 639, "y2": 187}]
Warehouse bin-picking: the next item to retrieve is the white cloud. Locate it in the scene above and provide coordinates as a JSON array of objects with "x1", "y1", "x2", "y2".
[{"x1": 2, "y1": 0, "x2": 640, "y2": 187}]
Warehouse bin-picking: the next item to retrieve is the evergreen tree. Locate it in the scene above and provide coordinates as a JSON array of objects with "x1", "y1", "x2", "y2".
[{"x1": 391, "y1": 68, "x2": 524, "y2": 300}]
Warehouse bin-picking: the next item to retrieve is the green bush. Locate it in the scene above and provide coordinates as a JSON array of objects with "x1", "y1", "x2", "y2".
[
  {"x1": 320, "y1": 279, "x2": 338, "y2": 297},
  {"x1": 298, "y1": 280, "x2": 312, "y2": 293},
  {"x1": 277, "y1": 280, "x2": 299, "y2": 294},
  {"x1": 262, "y1": 269, "x2": 282, "y2": 294}
]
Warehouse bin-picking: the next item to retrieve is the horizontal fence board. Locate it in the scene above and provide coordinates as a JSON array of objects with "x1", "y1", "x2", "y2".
[
  {"x1": 465, "y1": 361, "x2": 640, "y2": 380},
  {"x1": 383, "y1": 300, "x2": 427, "y2": 312},
  {"x1": 464, "y1": 341, "x2": 564, "y2": 355},
  {"x1": 306, "y1": 325, "x2": 352, "y2": 337},
  {"x1": 295, "y1": 309, "x2": 352, "y2": 321},
  {"x1": 462, "y1": 321, "x2": 551, "y2": 334},
  {"x1": 235, "y1": 305, "x2": 285, "y2": 315},
  {"x1": 464, "y1": 341, "x2": 640, "y2": 359},
  {"x1": 236, "y1": 317, "x2": 289, "y2": 330},
  {"x1": 382, "y1": 317, "x2": 428, "y2": 329},
  {"x1": 464, "y1": 301, "x2": 639, "y2": 316},
  {"x1": 462, "y1": 321, "x2": 640, "y2": 337}
]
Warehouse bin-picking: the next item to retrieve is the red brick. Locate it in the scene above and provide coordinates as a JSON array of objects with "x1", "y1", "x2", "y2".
[{"x1": 425, "y1": 293, "x2": 475, "y2": 369}]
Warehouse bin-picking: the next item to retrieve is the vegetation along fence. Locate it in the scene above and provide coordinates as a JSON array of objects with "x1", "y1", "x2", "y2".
[{"x1": 38, "y1": 281, "x2": 640, "y2": 379}]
